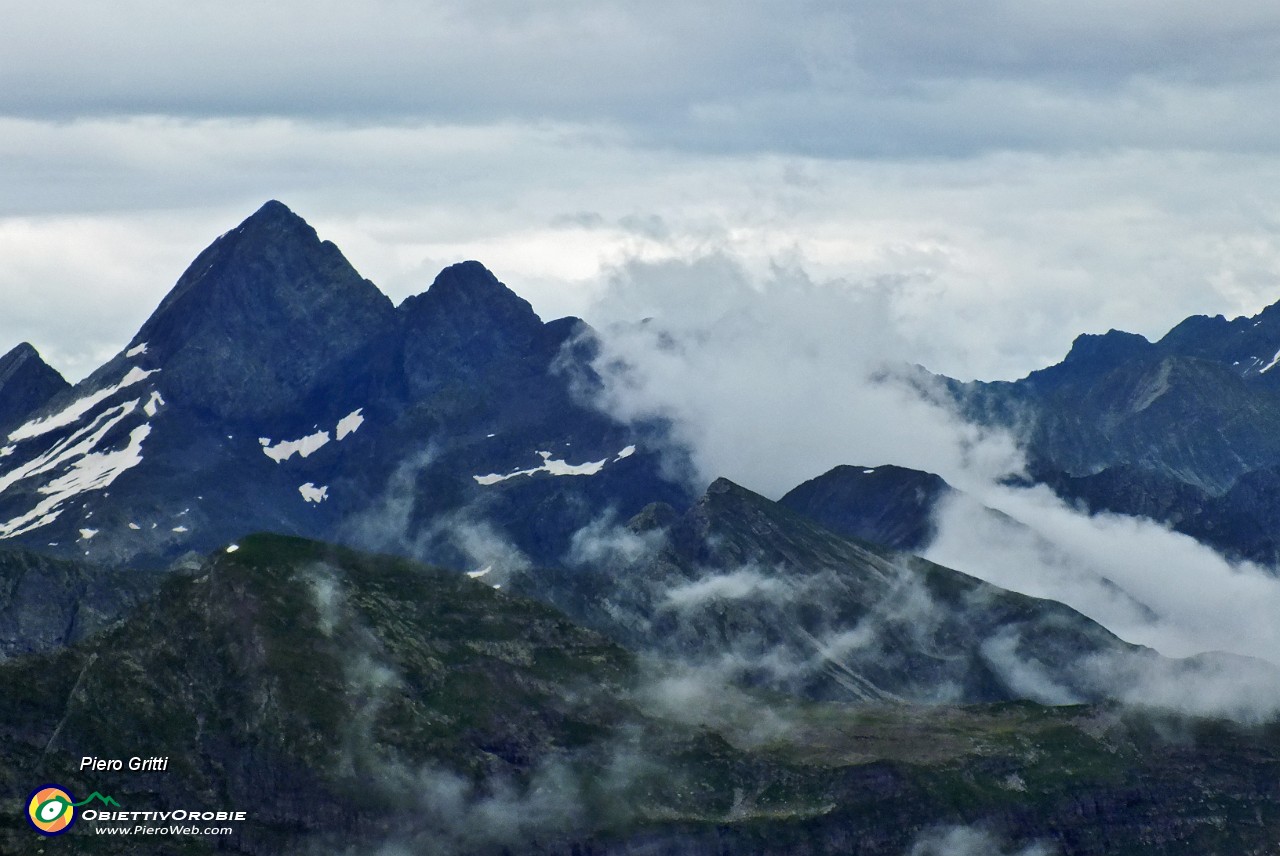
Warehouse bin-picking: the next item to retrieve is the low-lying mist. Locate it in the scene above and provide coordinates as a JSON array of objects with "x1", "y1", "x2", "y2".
[{"x1": 926, "y1": 484, "x2": 1280, "y2": 721}]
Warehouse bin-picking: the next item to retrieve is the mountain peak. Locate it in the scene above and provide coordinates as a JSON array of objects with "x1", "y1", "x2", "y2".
[
  {"x1": 227, "y1": 199, "x2": 320, "y2": 243},
  {"x1": 127, "y1": 202, "x2": 395, "y2": 419},
  {"x1": 397, "y1": 262, "x2": 550, "y2": 394},
  {"x1": 222, "y1": 199, "x2": 320, "y2": 247},
  {"x1": 0, "y1": 342, "x2": 43, "y2": 377},
  {"x1": 402, "y1": 261, "x2": 541, "y2": 324},
  {"x1": 1063, "y1": 329, "x2": 1152, "y2": 365},
  {"x1": 779, "y1": 464, "x2": 953, "y2": 552},
  {"x1": 1024, "y1": 329, "x2": 1153, "y2": 390},
  {"x1": 695, "y1": 477, "x2": 792, "y2": 523},
  {"x1": 0, "y1": 342, "x2": 70, "y2": 430},
  {"x1": 705, "y1": 476, "x2": 746, "y2": 496},
  {"x1": 247, "y1": 198, "x2": 298, "y2": 222}
]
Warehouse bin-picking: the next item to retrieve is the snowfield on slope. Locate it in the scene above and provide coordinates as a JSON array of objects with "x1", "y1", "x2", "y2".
[
  {"x1": 0, "y1": 365, "x2": 162, "y2": 538},
  {"x1": 473, "y1": 446, "x2": 637, "y2": 485},
  {"x1": 9, "y1": 367, "x2": 158, "y2": 442},
  {"x1": 0, "y1": 413, "x2": 152, "y2": 538}
]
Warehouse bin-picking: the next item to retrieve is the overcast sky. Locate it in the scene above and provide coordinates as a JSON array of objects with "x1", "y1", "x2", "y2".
[{"x1": 6, "y1": 1, "x2": 1280, "y2": 382}]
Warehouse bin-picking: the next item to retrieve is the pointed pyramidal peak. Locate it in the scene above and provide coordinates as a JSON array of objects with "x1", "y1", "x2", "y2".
[
  {"x1": 401, "y1": 260, "x2": 542, "y2": 331},
  {"x1": 128, "y1": 200, "x2": 396, "y2": 420},
  {"x1": 0, "y1": 342, "x2": 70, "y2": 431},
  {"x1": 673, "y1": 477, "x2": 805, "y2": 563},
  {"x1": 398, "y1": 261, "x2": 553, "y2": 393},
  {"x1": 242, "y1": 198, "x2": 305, "y2": 228}
]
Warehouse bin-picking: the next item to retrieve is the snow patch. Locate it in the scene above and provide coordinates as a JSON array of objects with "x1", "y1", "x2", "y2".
[
  {"x1": 299, "y1": 482, "x2": 329, "y2": 503},
  {"x1": 172, "y1": 525, "x2": 188, "y2": 533},
  {"x1": 467, "y1": 566, "x2": 492, "y2": 579},
  {"x1": 125, "y1": 342, "x2": 148, "y2": 358},
  {"x1": 263, "y1": 430, "x2": 330, "y2": 463},
  {"x1": 260, "y1": 410, "x2": 363, "y2": 460},
  {"x1": 226, "y1": 544, "x2": 240, "y2": 553},
  {"x1": 474, "y1": 450, "x2": 608, "y2": 485},
  {"x1": 9, "y1": 366, "x2": 158, "y2": 442},
  {"x1": 0, "y1": 446, "x2": 13, "y2": 458},
  {"x1": 335, "y1": 408, "x2": 364, "y2": 441},
  {"x1": 542, "y1": 453, "x2": 606, "y2": 476},
  {"x1": 1261, "y1": 349, "x2": 1280, "y2": 374},
  {"x1": 143, "y1": 390, "x2": 165, "y2": 417},
  {"x1": 40, "y1": 424, "x2": 150, "y2": 499},
  {"x1": 615, "y1": 445, "x2": 637, "y2": 461},
  {"x1": 128, "y1": 522, "x2": 141, "y2": 530},
  {"x1": 863, "y1": 468, "x2": 876, "y2": 474},
  {"x1": 79, "y1": 528, "x2": 97, "y2": 540}
]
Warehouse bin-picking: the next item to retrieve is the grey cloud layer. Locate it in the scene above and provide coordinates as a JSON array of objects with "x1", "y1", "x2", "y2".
[{"x1": 7, "y1": 1, "x2": 1280, "y2": 156}]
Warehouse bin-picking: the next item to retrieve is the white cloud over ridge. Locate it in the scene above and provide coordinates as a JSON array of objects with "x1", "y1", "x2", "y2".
[
  {"x1": 926, "y1": 485, "x2": 1280, "y2": 665},
  {"x1": 582, "y1": 251, "x2": 1027, "y2": 497}
]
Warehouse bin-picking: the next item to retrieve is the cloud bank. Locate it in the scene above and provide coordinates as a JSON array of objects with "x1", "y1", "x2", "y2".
[
  {"x1": 584, "y1": 253, "x2": 1024, "y2": 497},
  {"x1": 8, "y1": 1, "x2": 1280, "y2": 160}
]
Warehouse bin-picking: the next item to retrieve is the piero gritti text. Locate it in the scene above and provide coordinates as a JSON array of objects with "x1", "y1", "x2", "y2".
[{"x1": 81, "y1": 755, "x2": 170, "y2": 772}]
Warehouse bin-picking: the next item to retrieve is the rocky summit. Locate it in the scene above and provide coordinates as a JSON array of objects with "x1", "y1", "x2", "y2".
[{"x1": 779, "y1": 464, "x2": 956, "y2": 553}]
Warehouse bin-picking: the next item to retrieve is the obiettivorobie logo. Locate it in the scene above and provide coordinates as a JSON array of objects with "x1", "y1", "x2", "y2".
[
  {"x1": 25, "y1": 782, "x2": 247, "y2": 839},
  {"x1": 26, "y1": 785, "x2": 119, "y2": 836}
]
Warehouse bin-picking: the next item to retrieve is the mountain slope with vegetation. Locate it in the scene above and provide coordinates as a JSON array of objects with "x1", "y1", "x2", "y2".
[{"x1": 1, "y1": 536, "x2": 1278, "y2": 854}]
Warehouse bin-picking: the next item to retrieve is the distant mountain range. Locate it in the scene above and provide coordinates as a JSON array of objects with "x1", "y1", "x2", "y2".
[
  {"x1": 946, "y1": 307, "x2": 1280, "y2": 565},
  {"x1": 3, "y1": 202, "x2": 1279, "y2": 854}
]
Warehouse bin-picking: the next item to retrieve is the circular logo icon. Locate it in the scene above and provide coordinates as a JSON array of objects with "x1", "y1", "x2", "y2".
[{"x1": 27, "y1": 785, "x2": 76, "y2": 836}]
